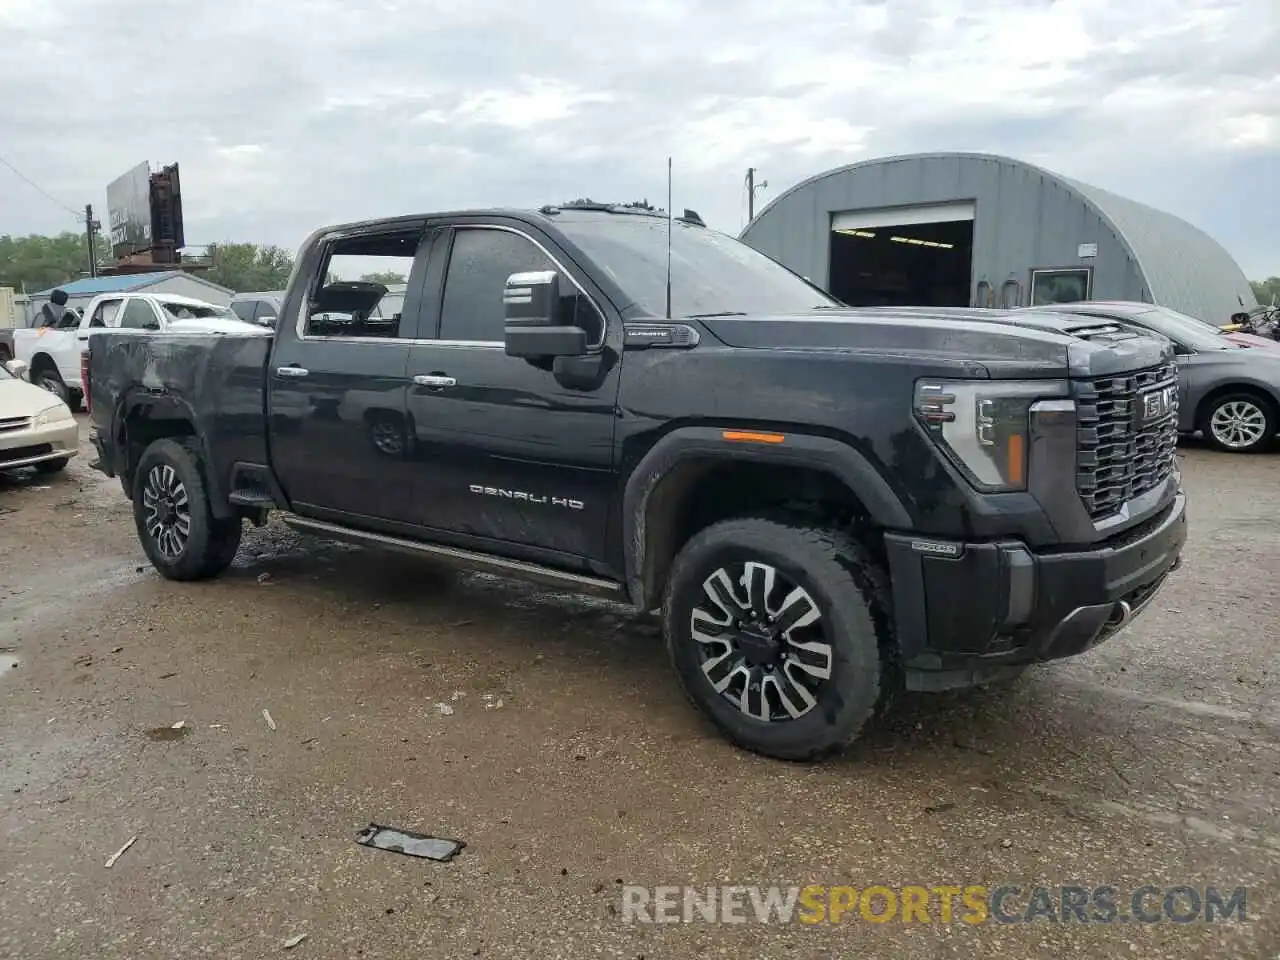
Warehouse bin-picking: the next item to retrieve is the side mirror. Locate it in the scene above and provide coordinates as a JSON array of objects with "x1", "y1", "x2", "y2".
[
  {"x1": 502, "y1": 270, "x2": 587, "y2": 358},
  {"x1": 4, "y1": 359, "x2": 29, "y2": 379}
]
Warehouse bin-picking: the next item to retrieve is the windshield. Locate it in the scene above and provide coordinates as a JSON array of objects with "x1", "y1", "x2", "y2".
[
  {"x1": 554, "y1": 214, "x2": 839, "y2": 317},
  {"x1": 161, "y1": 302, "x2": 237, "y2": 321},
  {"x1": 1139, "y1": 306, "x2": 1239, "y2": 351}
]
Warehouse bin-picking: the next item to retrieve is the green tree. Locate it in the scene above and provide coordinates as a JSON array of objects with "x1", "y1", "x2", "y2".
[
  {"x1": 0, "y1": 232, "x2": 113, "y2": 292},
  {"x1": 1251, "y1": 277, "x2": 1280, "y2": 306},
  {"x1": 205, "y1": 242, "x2": 294, "y2": 292},
  {"x1": 360, "y1": 270, "x2": 406, "y2": 284}
]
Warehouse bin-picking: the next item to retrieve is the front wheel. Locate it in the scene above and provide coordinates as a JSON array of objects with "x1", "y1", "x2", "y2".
[
  {"x1": 133, "y1": 438, "x2": 242, "y2": 580},
  {"x1": 1201, "y1": 393, "x2": 1275, "y2": 453},
  {"x1": 662, "y1": 516, "x2": 894, "y2": 761}
]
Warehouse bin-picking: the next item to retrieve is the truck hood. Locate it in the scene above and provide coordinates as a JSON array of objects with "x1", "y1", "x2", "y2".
[{"x1": 696, "y1": 309, "x2": 1172, "y2": 379}]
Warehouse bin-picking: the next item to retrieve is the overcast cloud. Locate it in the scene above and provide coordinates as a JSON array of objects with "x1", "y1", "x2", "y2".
[{"x1": 1, "y1": 0, "x2": 1276, "y2": 276}]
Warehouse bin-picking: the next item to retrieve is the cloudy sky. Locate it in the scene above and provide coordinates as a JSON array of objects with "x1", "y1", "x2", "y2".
[{"x1": 1, "y1": 0, "x2": 1277, "y2": 278}]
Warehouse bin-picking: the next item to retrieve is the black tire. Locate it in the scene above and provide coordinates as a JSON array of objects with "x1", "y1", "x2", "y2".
[
  {"x1": 34, "y1": 368, "x2": 68, "y2": 404},
  {"x1": 1199, "y1": 392, "x2": 1276, "y2": 453},
  {"x1": 34, "y1": 457, "x2": 70, "y2": 475},
  {"x1": 662, "y1": 515, "x2": 894, "y2": 761},
  {"x1": 132, "y1": 438, "x2": 243, "y2": 581}
]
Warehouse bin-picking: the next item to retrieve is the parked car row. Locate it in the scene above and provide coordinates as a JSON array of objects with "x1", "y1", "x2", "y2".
[
  {"x1": 1018, "y1": 301, "x2": 1280, "y2": 453},
  {"x1": 11, "y1": 292, "x2": 259, "y2": 408},
  {"x1": 1, "y1": 357, "x2": 78, "y2": 476},
  {"x1": 864, "y1": 299, "x2": 1280, "y2": 453}
]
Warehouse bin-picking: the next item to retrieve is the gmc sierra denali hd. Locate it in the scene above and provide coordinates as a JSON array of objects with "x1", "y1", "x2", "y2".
[{"x1": 86, "y1": 202, "x2": 1187, "y2": 760}]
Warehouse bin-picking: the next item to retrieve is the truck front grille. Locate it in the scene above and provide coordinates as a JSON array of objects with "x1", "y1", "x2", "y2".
[{"x1": 1075, "y1": 362, "x2": 1178, "y2": 520}]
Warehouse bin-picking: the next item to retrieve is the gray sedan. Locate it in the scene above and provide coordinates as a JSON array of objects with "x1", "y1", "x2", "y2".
[{"x1": 1020, "y1": 301, "x2": 1280, "y2": 453}]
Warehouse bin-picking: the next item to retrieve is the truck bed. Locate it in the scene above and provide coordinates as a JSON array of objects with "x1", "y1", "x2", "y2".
[{"x1": 89, "y1": 328, "x2": 274, "y2": 496}]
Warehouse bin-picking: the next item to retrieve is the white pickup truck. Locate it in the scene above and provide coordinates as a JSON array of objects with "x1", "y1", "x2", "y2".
[{"x1": 13, "y1": 292, "x2": 252, "y2": 408}]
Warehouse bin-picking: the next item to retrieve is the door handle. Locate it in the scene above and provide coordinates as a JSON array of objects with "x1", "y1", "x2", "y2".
[
  {"x1": 276, "y1": 366, "x2": 310, "y2": 378},
  {"x1": 413, "y1": 374, "x2": 456, "y2": 388}
]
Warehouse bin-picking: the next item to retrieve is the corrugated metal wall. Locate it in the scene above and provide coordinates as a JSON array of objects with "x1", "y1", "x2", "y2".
[{"x1": 742, "y1": 154, "x2": 1148, "y2": 309}]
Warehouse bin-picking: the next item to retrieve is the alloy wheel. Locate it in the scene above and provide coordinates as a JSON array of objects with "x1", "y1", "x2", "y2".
[
  {"x1": 142, "y1": 464, "x2": 192, "y2": 559},
  {"x1": 689, "y1": 561, "x2": 833, "y2": 722},
  {"x1": 1210, "y1": 400, "x2": 1267, "y2": 449},
  {"x1": 370, "y1": 419, "x2": 404, "y2": 456}
]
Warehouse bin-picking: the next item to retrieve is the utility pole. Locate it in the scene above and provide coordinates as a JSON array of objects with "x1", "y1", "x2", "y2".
[
  {"x1": 84, "y1": 204, "x2": 102, "y2": 278},
  {"x1": 746, "y1": 168, "x2": 768, "y2": 223}
]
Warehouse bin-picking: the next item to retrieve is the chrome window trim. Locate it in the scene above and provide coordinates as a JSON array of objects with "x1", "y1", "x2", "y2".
[
  {"x1": 291, "y1": 336, "x2": 504, "y2": 347},
  {"x1": 293, "y1": 223, "x2": 608, "y2": 349}
]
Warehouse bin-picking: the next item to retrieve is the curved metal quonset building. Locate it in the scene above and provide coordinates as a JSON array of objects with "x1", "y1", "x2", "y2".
[{"x1": 740, "y1": 152, "x2": 1256, "y2": 322}]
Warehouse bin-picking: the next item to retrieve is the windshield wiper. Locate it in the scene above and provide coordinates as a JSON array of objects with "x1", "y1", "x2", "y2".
[{"x1": 685, "y1": 311, "x2": 748, "y2": 318}]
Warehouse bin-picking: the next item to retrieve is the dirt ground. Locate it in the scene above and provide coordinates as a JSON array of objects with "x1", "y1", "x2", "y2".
[{"x1": 1, "y1": 418, "x2": 1278, "y2": 959}]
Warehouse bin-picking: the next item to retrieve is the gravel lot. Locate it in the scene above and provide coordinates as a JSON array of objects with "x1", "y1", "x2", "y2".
[{"x1": 1, "y1": 419, "x2": 1278, "y2": 959}]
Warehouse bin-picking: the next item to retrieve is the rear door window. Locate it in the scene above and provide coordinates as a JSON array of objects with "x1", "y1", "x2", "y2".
[
  {"x1": 306, "y1": 232, "x2": 421, "y2": 338},
  {"x1": 119, "y1": 298, "x2": 161, "y2": 330}
]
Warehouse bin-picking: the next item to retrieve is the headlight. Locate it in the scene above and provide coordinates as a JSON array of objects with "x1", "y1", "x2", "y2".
[
  {"x1": 32, "y1": 402, "x2": 74, "y2": 427},
  {"x1": 914, "y1": 379, "x2": 1070, "y2": 491}
]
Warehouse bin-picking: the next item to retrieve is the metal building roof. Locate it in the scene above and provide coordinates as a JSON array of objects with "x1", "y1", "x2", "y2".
[
  {"x1": 32, "y1": 271, "x2": 183, "y2": 297},
  {"x1": 1058, "y1": 175, "x2": 1255, "y2": 322},
  {"x1": 745, "y1": 152, "x2": 1256, "y2": 322}
]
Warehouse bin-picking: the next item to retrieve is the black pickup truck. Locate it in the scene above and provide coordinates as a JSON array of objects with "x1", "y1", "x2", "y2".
[{"x1": 87, "y1": 202, "x2": 1187, "y2": 760}]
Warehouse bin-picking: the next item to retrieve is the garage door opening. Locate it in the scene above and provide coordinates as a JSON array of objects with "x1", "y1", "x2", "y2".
[{"x1": 828, "y1": 204, "x2": 975, "y2": 307}]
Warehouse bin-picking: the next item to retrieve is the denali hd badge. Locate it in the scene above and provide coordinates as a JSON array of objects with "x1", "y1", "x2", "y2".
[
  {"x1": 1140, "y1": 385, "x2": 1177, "y2": 422},
  {"x1": 469, "y1": 484, "x2": 584, "y2": 510}
]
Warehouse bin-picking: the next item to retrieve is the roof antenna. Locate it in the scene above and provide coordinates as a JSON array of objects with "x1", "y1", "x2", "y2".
[{"x1": 665, "y1": 156, "x2": 673, "y2": 320}]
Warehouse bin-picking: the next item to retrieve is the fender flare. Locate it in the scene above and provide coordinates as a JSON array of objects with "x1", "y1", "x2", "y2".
[
  {"x1": 621, "y1": 426, "x2": 913, "y2": 608},
  {"x1": 114, "y1": 389, "x2": 230, "y2": 517}
]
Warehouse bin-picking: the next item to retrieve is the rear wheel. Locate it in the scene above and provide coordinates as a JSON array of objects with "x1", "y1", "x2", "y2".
[
  {"x1": 662, "y1": 515, "x2": 893, "y2": 761},
  {"x1": 1201, "y1": 393, "x2": 1275, "y2": 453},
  {"x1": 133, "y1": 439, "x2": 242, "y2": 580}
]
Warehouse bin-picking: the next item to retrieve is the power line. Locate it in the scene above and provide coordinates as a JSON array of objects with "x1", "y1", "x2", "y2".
[{"x1": 0, "y1": 152, "x2": 85, "y2": 221}]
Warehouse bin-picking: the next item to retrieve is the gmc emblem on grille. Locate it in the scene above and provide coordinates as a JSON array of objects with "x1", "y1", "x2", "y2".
[{"x1": 1140, "y1": 385, "x2": 1177, "y2": 422}]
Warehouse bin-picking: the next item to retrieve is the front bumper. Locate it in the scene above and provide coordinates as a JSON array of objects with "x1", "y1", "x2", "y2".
[
  {"x1": 0, "y1": 418, "x2": 79, "y2": 470},
  {"x1": 884, "y1": 492, "x2": 1187, "y2": 691}
]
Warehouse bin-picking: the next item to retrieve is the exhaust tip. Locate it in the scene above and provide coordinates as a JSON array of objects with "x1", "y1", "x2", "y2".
[{"x1": 1106, "y1": 599, "x2": 1132, "y2": 629}]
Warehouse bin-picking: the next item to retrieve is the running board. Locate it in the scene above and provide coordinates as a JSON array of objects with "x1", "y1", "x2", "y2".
[{"x1": 280, "y1": 515, "x2": 628, "y2": 601}]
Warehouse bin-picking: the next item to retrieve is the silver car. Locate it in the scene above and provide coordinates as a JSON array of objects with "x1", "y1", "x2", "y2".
[{"x1": 1020, "y1": 301, "x2": 1280, "y2": 453}]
